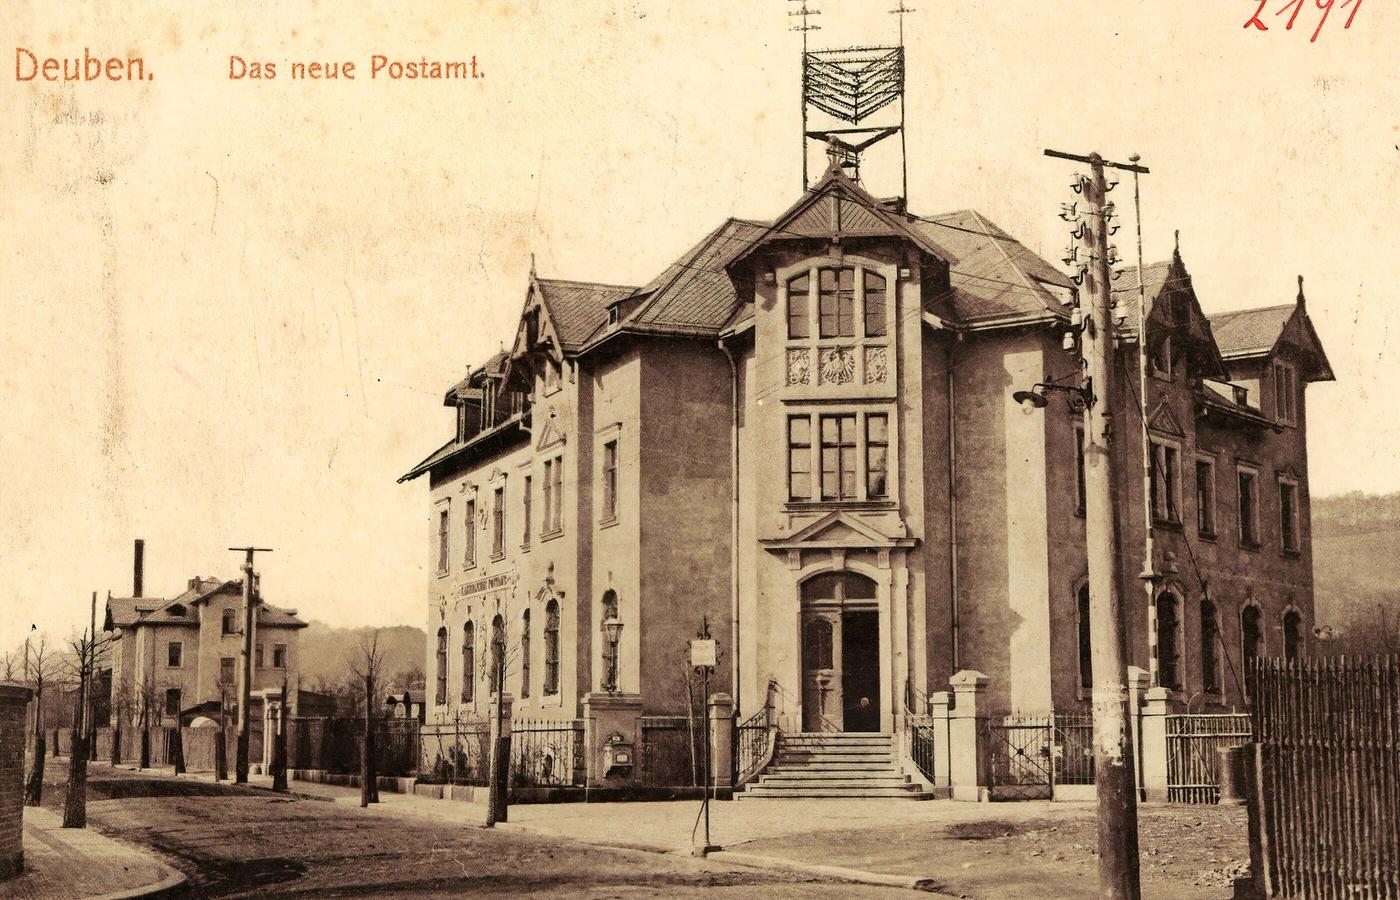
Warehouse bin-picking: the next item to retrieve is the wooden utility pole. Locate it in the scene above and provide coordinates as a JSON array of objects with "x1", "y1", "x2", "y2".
[
  {"x1": 230, "y1": 546, "x2": 272, "y2": 783},
  {"x1": 1045, "y1": 148, "x2": 1146, "y2": 900}
]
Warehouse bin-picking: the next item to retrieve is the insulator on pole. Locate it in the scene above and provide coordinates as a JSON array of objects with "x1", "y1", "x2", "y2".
[{"x1": 1062, "y1": 331, "x2": 1076, "y2": 352}]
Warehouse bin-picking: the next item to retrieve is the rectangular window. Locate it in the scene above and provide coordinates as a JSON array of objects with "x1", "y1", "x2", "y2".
[
  {"x1": 1238, "y1": 468, "x2": 1259, "y2": 546},
  {"x1": 492, "y1": 487, "x2": 505, "y2": 557},
  {"x1": 1273, "y1": 361, "x2": 1297, "y2": 425},
  {"x1": 549, "y1": 455, "x2": 564, "y2": 533},
  {"x1": 819, "y1": 414, "x2": 858, "y2": 500},
  {"x1": 164, "y1": 688, "x2": 182, "y2": 718},
  {"x1": 1196, "y1": 457, "x2": 1217, "y2": 537},
  {"x1": 255, "y1": 643, "x2": 264, "y2": 669},
  {"x1": 1279, "y1": 477, "x2": 1300, "y2": 553},
  {"x1": 1149, "y1": 440, "x2": 1181, "y2": 525},
  {"x1": 543, "y1": 460, "x2": 554, "y2": 535},
  {"x1": 167, "y1": 641, "x2": 182, "y2": 668},
  {"x1": 522, "y1": 475, "x2": 532, "y2": 546},
  {"x1": 464, "y1": 499, "x2": 476, "y2": 567},
  {"x1": 1074, "y1": 425, "x2": 1087, "y2": 515},
  {"x1": 1152, "y1": 336, "x2": 1174, "y2": 378},
  {"x1": 222, "y1": 608, "x2": 236, "y2": 635},
  {"x1": 220, "y1": 657, "x2": 235, "y2": 685},
  {"x1": 602, "y1": 440, "x2": 618, "y2": 520},
  {"x1": 818, "y1": 267, "x2": 855, "y2": 338},
  {"x1": 863, "y1": 271, "x2": 887, "y2": 337},
  {"x1": 437, "y1": 508, "x2": 450, "y2": 575},
  {"x1": 866, "y1": 414, "x2": 889, "y2": 499},
  {"x1": 787, "y1": 272, "x2": 810, "y2": 339},
  {"x1": 788, "y1": 416, "x2": 812, "y2": 501},
  {"x1": 273, "y1": 644, "x2": 286, "y2": 668}
]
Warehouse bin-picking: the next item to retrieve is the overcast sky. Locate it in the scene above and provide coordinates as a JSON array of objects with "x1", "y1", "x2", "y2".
[{"x1": 3, "y1": 1, "x2": 1396, "y2": 653}]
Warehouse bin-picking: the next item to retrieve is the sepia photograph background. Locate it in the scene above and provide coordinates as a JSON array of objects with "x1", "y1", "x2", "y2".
[{"x1": 3, "y1": 0, "x2": 1397, "y2": 651}]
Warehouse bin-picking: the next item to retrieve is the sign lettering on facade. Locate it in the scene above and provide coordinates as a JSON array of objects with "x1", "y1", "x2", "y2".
[{"x1": 458, "y1": 573, "x2": 512, "y2": 598}]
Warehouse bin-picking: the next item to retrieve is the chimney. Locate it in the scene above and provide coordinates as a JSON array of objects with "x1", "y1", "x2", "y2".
[{"x1": 133, "y1": 538, "x2": 145, "y2": 598}]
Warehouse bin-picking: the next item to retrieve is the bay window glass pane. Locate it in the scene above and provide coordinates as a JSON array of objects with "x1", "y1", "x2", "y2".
[
  {"x1": 788, "y1": 273, "x2": 810, "y2": 339},
  {"x1": 864, "y1": 271, "x2": 887, "y2": 337}
]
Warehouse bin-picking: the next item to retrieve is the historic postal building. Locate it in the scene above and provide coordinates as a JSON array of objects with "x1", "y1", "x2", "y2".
[{"x1": 401, "y1": 160, "x2": 1331, "y2": 735}]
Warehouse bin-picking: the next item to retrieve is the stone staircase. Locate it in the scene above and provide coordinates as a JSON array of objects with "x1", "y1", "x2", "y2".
[{"x1": 738, "y1": 732, "x2": 932, "y2": 800}]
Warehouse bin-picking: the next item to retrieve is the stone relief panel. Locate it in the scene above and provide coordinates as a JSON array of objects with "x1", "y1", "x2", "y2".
[
  {"x1": 786, "y1": 348, "x2": 811, "y2": 386},
  {"x1": 819, "y1": 347, "x2": 855, "y2": 385},
  {"x1": 863, "y1": 346, "x2": 888, "y2": 385}
]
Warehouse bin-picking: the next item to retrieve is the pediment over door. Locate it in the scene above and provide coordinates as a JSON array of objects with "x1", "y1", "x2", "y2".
[{"x1": 759, "y1": 510, "x2": 917, "y2": 552}]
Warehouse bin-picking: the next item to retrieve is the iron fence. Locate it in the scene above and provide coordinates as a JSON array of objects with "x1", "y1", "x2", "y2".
[
  {"x1": 509, "y1": 718, "x2": 584, "y2": 788},
  {"x1": 1052, "y1": 712, "x2": 1095, "y2": 786},
  {"x1": 639, "y1": 715, "x2": 701, "y2": 787},
  {"x1": 1250, "y1": 655, "x2": 1399, "y2": 899},
  {"x1": 1165, "y1": 712, "x2": 1252, "y2": 804},
  {"x1": 987, "y1": 711, "x2": 1098, "y2": 800},
  {"x1": 419, "y1": 719, "x2": 491, "y2": 785}
]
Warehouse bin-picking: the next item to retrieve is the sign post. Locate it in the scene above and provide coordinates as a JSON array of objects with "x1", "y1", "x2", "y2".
[{"x1": 689, "y1": 619, "x2": 720, "y2": 857}]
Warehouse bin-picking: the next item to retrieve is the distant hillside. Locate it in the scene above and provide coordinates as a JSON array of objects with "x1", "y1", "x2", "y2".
[
  {"x1": 1311, "y1": 491, "x2": 1400, "y2": 651},
  {"x1": 297, "y1": 622, "x2": 426, "y2": 692}
]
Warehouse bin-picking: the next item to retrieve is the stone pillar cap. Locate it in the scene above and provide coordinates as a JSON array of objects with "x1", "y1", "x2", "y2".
[{"x1": 949, "y1": 670, "x2": 990, "y2": 689}]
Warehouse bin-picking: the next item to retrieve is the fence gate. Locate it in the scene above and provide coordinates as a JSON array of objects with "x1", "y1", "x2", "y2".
[
  {"x1": 988, "y1": 714, "x2": 1053, "y2": 801},
  {"x1": 1251, "y1": 656, "x2": 1399, "y2": 899},
  {"x1": 1166, "y1": 713, "x2": 1252, "y2": 804}
]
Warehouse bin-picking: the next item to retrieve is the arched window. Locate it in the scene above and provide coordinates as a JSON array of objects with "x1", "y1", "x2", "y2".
[
  {"x1": 520, "y1": 610, "x2": 531, "y2": 699},
  {"x1": 803, "y1": 619, "x2": 833, "y2": 670},
  {"x1": 490, "y1": 614, "x2": 506, "y2": 695},
  {"x1": 1242, "y1": 604, "x2": 1263, "y2": 669},
  {"x1": 461, "y1": 621, "x2": 475, "y2": 703},
  {"x1": 435, "y1": 627, "x2": 448, "y2": 706},
  {"x1": 1200, "y1": 601, "x2": 1220, "y2": 694},
  {"x1": 787, "y1": 272, "x2": 810, "y2": 339},
  {"x1": 1077, "y1": 585, "x2": 1093, "y2": 690},
  {"x1": 544, "y1": 600, "x2": 560, "y2": 695},
  {"x1": 1282, "y1": 609, "x2": 1302, "y2": 661},
  {"x1": 1156, "y1": 590, "x2": 1182, "y2": 691}
]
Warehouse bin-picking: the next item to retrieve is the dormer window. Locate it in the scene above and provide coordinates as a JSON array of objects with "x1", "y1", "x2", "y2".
[
  {"x1": 456, "y1": 401, "x2": 468, "y2": 442},
  {"x1": 1151, "y1": 335, "x2": 1174, "y2": 379},
  {"x1": 783, "y1": 261, "x2": 896, "y2": 390},
  {"x1": 168, "y1": 603, "x2": 186, "y2": 618},
  {"x1": 1272, "y1": 360, "x2": 1297, "y2": 425}
]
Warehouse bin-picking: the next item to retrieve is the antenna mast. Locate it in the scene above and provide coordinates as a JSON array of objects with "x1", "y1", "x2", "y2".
[{"x1": 789, "y1": 0, "x2": 822, "y2": 192}]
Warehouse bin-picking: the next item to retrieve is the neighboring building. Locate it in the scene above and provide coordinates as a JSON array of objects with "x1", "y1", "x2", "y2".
[
  {"x1": 400, "y1": 157, "x2": 1331, "y2": 731},
  {"x1": 105, "y1": 576, "x2": 308, "y2": 725}
]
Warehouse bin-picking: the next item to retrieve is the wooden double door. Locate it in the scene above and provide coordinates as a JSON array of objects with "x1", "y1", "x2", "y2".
[{"x1": 800, "y1": 572, "x2": 880, "y2": 733}]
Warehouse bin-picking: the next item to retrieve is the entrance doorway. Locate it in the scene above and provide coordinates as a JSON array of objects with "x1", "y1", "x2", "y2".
[{"x1": 799, "y1": 572, "x2": 880, "y2": 732}]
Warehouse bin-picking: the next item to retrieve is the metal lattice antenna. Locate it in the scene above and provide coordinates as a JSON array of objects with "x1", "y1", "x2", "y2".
[
  {"x1": 890, "y1": 1, "x2": 917, "y2": 47},
  {"x1": 788, "y1": 0, "x2": 821, "y2": 55}
]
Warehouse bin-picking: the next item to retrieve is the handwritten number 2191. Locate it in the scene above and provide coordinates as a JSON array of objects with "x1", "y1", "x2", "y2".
[{"x1": 1245, "y1": 0, "x2": 1362, "y2": 41}]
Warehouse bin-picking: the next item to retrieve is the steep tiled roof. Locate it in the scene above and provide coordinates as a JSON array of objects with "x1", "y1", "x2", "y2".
[
  {"x1": 911, "y1": 210, "x2": 1070, "y2": 324},
  {"x1": 1109, "y1": 260, "x2": 1176, "y2": 338},
  {"x1": 535, "y1": 278, "x2": 636, "y2": 350},
  {"x1": 192, "y1": 579, "x2": 307, "y2": 628},
  {"x1": 444, "y1": 351, "x2": 508, "y2": 405},
  {"x1": 1209, "y1": 305, "x2": 1295, "y2": 358},
  {"x1": 625, "y1": 219, "x2": 769, "y2": 333}
]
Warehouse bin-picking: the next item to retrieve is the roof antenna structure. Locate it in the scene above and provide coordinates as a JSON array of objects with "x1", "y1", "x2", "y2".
[{"x1": 794, "y1": 1, "x2": 915, "y2": 206}]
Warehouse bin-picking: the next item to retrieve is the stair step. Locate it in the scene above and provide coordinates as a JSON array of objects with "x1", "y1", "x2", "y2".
[
  {"x1": 740, "y1": 785, "x2": 930, "y2": 800},
  {"x1": 775, "y1": 753, "x2": 895, "y2": 764},
  {"x1": 759, "y1": 775, "x2": 911, "y2": 787}
]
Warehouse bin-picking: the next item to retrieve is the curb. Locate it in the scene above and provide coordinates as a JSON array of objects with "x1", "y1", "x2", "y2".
[
  {"x1": 709, "y1": 850, "x2": 956, "y2": 895},
  {"x1": 89, "y1": 865, "x2": 187, "y2": 900}
]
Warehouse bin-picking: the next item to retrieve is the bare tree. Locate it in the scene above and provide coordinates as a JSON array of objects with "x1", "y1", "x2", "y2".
[
  {"x1": 24, "y1": 635, "x2": 61, "y2": 806},
  {"x1": 349, "y1": 629, "x2": 385, "y2": 807},
  {"x1": 62, "y1": 626, "x2": 104, "y2": 828},
  {"x1": 1, "y1": 648, "x2": 20, "y2": 681}
]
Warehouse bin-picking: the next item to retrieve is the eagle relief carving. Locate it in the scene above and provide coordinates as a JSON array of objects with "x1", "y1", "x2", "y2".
[
  {"x1": 819, "y1": 347, "x2": 855, "y2": 385},
  {"x1": 864, "y1": 346, "x2": 888, "y2": 384}
]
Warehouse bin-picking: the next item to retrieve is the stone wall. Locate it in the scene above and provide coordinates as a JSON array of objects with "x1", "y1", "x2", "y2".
[{"x1": 0, "y1": 683, "x2": 34, "y2": 880}]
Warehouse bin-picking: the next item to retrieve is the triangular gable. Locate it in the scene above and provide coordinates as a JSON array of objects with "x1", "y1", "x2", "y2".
[
  {"x1": 727, "y1": 163, "x2": 954, "y2": 269},
  {"x1": 1147, "y1": 400, "x2": 1186, "y2": 437},
  {"x1": 760, "y1": 510, "x2": 916, "y2": 551},
  {"x1": 1276, "y1": 292, "x2": 1335, "y2": 382},
  {"x1": 535, "y1": 417, "x2": 566, "y2": 452},
  {"x1": 1146, "y1": 252, "x2": 1230, "y2": 381}
]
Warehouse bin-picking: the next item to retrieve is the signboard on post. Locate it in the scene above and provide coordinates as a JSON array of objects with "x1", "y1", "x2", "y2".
[{"x1": 689, "y1": 638, "x2": 717, "y2": 669}]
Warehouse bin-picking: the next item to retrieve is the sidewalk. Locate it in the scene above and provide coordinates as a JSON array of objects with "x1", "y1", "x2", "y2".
[{"x1": 0, "y1": 805, "x2": 184, "y2": 900}]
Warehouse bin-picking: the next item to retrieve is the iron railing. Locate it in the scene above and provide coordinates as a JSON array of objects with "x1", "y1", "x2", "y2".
[
  {"x1": 509, "y1": 718, "x2": 584, "y2": 787},
  {"x1": 419, "y1": 718, "x2": 491, "y2": 785},
  {"x1": 735, "y1": 708, "x2": 773, "y2": 785}
]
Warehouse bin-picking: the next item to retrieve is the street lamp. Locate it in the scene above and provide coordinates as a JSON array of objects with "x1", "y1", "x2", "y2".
[
  {"x1": 602, "y1": 616, "x2": 623, "y2": 693},
  {"x1": 1013, "y1": 378, "x2": 1094, "y2": 414}
]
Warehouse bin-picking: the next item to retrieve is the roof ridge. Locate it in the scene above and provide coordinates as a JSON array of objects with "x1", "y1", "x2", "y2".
[
  {"x1": 536, "y1": 276, "x2": 639, "y2": 291},
  {"x1": 626, "y1": 217, "x2": 740, "y2": 325},
  {"x1": 1210, "y1": 303, "x2": 1296, "y2": 318},
  {"x1": 965, "y1": 208, "x2": 1054, "y2": 312}
]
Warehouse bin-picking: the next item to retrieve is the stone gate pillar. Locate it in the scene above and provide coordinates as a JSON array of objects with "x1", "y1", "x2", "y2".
[
  {"x1": 948, "y1": 670, "x2": 989, "y2": 802},
  {"x1": 0, "y1": 684, "x2": 34, "y2": 880}
]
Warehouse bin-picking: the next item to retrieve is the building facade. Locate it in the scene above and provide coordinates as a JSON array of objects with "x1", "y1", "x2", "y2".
[
  {"x1": 105, "y1": 576, "x2": 308, "y2": 725},
  {"x1": 401, "y1": 161, "x2": 1332, "y2": 732}
]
